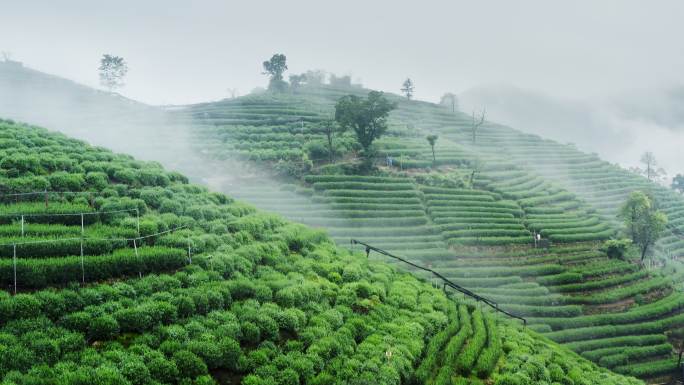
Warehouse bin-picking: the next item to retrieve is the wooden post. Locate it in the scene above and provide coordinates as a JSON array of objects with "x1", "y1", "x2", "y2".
[
  {"x1": 81, "y1": 213, "x2": 84, "y2": 237},
  {"x1": 44, "y1": 190, "x2": 48, "y2": 210}
]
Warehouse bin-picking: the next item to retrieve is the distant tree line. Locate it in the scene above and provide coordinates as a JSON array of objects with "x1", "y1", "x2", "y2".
[{"x1": 262, "y1": 54, "x2": 362, "y2": 93}]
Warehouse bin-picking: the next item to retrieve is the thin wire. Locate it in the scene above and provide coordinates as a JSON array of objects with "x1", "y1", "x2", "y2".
[
  {"x1": 0, "y1": 208, "x2": 137, "y2": 218},
  {"x1": 0, "y1": 190, "x2": 102, "y2": 197},
  {"x1": 0, "y1": 225, "x2": 189, "y2": 247}
]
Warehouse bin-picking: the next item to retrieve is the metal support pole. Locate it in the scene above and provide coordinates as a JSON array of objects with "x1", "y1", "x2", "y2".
[
  {"x1": 81, "y1": 213, "x2": 84, "y2": 237},
  {"x1": 187, "y1": 237, "x2": 192, "y2": 264},
  {"x1": 13, "y1": 244, "x2": 17, "y2": 295},
  {"x1": 133, "y1": 238, "x2": 141, "y2": 278},
  {"x1": 44, "y1": 190, "x2": 48, "y2": 210},
  {"x1": 80, "y1": 238, "x2": 85, "y2": 284},
  {"x1": 20, "y1": 215, "x2": 24, "y2": 237},
  {"x1": 135, "y1": 208, "x2": 140, "y2": 237}
]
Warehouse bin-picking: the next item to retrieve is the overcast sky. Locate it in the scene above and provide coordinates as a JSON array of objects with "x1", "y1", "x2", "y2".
[{"x1": 3, "y1": 0, "x2": 684, "y2": 105}]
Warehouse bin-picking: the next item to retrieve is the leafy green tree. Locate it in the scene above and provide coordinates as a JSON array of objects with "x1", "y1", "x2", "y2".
[
  {"x1": 262, "y1": 54, "x2": 288, "y2": 92},
  {"x1": 619, "y1": 191, "x2": 668, "y2": 261},
  {"x1": 99, "y1": 54, "x2": 128, "y2": 92},
  {"x1": 673, "y1": 174, "x2": 684, "y2": 194},
  {"x1": 426, "y1": 135, "x2": 438, "y2": 164},
  {"x1": 334, "y1": 91, "x2": 396, "y2": 163},
  {"x1": 401, "y1": 78, "x2": 414, "y2": 100}
]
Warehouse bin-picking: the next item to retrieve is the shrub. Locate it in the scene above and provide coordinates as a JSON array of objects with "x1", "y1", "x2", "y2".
[
  {"x1": 173, "y1": 350, "x2": 208, "y2": 379},
  {"x1": 88, "y1": 315, "x2": 120, "y2": 341},
  {"x1": 241, "y1": 321, "x2": 261, "y2": 345},
  {"x1": 602, "y1": 238, "x2": 632, "y2": 260}
]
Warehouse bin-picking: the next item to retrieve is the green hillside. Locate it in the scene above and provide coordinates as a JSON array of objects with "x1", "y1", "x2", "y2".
[
  {"x1": 176, "y1": 84, "x2": 684, "y2": 382},
  {"x1": 0, "y1": 120, "x2": 644, "y2": 385}
]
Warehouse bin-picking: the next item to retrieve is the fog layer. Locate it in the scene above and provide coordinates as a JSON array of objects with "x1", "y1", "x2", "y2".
[{"x1": 460, "y1": 85, "x2": 684, "y2": 178}]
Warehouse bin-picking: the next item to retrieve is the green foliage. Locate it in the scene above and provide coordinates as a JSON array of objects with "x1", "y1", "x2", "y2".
[
  {"x1": 334, "y1": 91, "x2": 396, "y2": 161},
  {"x1": 0, "y1": 115, "x2": 649, "y2": 385},
  {"x1": 673, "y1": 174, "x2": 684, "y2": 194},
  {"x1": 262, "y1": 54, "x2": 288, "y2": 92},
  {"x1": 602, "y1": 238, "x2": 632, "y2": 260},
  {"x1": 619, "y1": 191, "x2": 668, "y2": 260}
]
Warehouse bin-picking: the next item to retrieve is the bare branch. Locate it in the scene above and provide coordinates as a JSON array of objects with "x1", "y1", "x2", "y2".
[{"x1": 471, "y1": 107, "x2": 486, "y2": 143}]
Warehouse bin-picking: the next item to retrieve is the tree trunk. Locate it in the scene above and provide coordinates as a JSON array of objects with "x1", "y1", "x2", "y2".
[
  {"x1": 327, "y1": 132, "x2": 334, "y2": 163},
  {"x1": 641, "y1": 245, "x2": 649, "y2": 261},
  {"x1": 431, "y1": 147, "x2": 436, "y2": 163}
]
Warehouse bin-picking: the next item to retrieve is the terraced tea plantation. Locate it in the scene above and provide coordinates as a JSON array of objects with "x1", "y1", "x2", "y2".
[
  {"x1": 181, "y1": 84, "x2": 684, "y2": 383},
  {"x1": 0, "y1": 119, "x2": 651, "y2": 385}
]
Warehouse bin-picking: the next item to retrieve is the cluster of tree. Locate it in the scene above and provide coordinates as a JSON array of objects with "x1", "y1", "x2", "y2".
[{"x1": 262, "y1": 54, "x2": 360, "y2": 92}]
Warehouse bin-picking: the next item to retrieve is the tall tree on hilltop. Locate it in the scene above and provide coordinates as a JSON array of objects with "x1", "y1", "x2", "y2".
[
  {"x1": 638, "y1": 152, "x2": 667, "y2": 183},
  {"x1": 440, "y1": 93, "x2": 458, "y2": 112},
  {"x1": 619, "y1": 191, "x2": 667, "y2": 262},
  {"x1": 262, "y1": 54, "x2": 288, "y2": 92},
  {"x1": 99, "y1": 54, "x2": 128, "y2": 92},
  {"x1": 401, "y1": 78, "x2": 415, "y2": 100},
  {"x1": 334, "y1": 91, "x2": 396, "y2": 165},
  {"x1": 471, "y1": 108, "x2": 486, "y2": 143}
]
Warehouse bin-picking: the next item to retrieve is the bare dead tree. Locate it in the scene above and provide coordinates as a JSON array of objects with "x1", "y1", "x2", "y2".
[
  {"x1": 227, "y1": 88, "x2": 239, "y2": 99},
  {"x1": 1, "y1": 51, "x2": 12, "y2": 61},
  {"x1": 471, "y1": 108, "x2": 486, "y2": 143}
]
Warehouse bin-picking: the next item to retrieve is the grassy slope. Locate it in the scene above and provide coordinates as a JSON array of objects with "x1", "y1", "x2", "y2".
[
  {"x1": 0, "y1": 120, "x2": 642, "y2": 385},
  {"x1": 181, "y1": 85, "x2": 684, "y2": 380}
]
